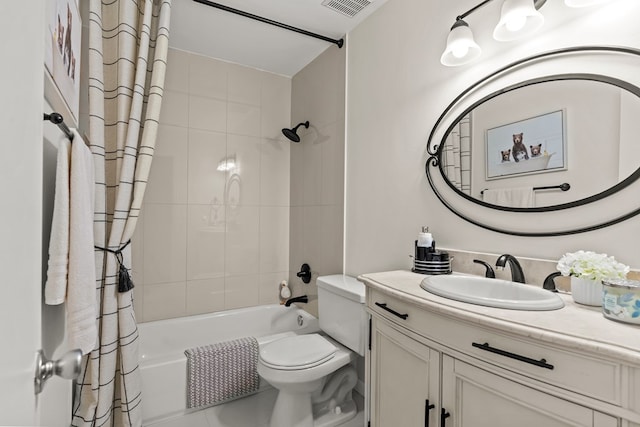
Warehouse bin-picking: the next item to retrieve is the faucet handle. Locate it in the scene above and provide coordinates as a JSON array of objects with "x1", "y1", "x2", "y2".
[
  {"x1": 473, "y1": 259, "x2": 496, "y2": 278},
  {"x1": 543, "y1": 272, "x2": 562, "y2": 292},
  {"x1": 296, "y1": 263, "x2": 312, "y2": 284}
]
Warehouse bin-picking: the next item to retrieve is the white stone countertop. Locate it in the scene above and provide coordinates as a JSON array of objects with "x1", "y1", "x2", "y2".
[{"x1": 358, "y1": 270, "x2": 640, "y2": 365}]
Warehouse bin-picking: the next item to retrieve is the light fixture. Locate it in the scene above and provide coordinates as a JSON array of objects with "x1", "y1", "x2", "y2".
[
  {"x1": 440, "y1": 20, "x2": 482, "y2": 66},
  {"x1": 493, "y1": 0, "x2": 544, "y2": 41},
  {"x1": 564, "y1": 0, "x2": 611, "y2": 7}
]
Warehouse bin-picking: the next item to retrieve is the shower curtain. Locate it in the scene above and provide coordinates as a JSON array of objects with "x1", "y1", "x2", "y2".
[
  {"x1": 71, "y1": 1, "x2": 171, "y2": 425},
  {"x1": 441, "y1": 114, "x2": 471, "y2": 195}
]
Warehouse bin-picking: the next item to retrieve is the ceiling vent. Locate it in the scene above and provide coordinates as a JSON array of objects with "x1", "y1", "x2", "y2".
[{"x1": 322, "y1": 0, "x2": 372, "y2": 18}]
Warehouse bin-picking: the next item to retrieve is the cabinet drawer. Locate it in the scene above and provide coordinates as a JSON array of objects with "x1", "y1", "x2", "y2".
[{"x1": 367, "y1": 288, "x2": 621, "y2": 405}]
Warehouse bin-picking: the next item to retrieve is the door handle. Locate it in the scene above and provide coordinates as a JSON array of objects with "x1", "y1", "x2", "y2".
[{"x1": 34, "y1": 348, "x2": 82, "y2": 394}]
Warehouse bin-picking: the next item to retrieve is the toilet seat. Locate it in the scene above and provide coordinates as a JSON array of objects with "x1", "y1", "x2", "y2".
[{"x1": 259, "y1": 334, "x2": 337, "y2": 370}]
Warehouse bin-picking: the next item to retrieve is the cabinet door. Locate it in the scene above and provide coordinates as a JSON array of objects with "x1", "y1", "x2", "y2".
[
  {"x1": 441, "y1": 356, "x2": 617, "y2": 427},
  {"x1": 370, "y1": 317, "x2": 440, "y2": 427}
]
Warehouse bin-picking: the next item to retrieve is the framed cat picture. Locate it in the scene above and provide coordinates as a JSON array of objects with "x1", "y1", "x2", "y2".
[{"x1": 485, "y1": 110, "x2": 566, "y2": 180}]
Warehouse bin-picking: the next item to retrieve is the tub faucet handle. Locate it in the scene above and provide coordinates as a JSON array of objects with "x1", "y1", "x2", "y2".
[{"x1": 297, "y1": 263, "x2": 312, "y2": 284}]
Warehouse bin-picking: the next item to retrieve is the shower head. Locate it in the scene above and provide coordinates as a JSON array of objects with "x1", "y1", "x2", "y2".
[{"x1": 282, "y1": 121, "x2": 310, "y2": 142}]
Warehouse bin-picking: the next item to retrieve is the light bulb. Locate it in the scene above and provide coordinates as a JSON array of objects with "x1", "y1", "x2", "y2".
[
  {"x1": 452, "y1": 45, "x2": 470, "y2": 58},
  {"x1": 505, "y1": 15, "x2": 527, "y2": 32}
]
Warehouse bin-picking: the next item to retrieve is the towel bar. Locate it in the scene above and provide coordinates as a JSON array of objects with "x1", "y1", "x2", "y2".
[{"x1": 44, "y1": 112, "x2": 74, "y2": 141}]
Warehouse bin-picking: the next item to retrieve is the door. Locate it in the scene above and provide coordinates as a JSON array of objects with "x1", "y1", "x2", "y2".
[
  {"x1": 440, "y1": 356, "x2": 618, "y2": 427},
  {"x1": 369, "y1": 317, "x2": 440, "y2": 427},
  {"x1": 0, "y1": 1, "x2": 69, "y2": 425}
]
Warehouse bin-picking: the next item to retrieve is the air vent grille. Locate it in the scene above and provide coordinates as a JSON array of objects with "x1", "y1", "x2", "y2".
[{"x1": 322, "y1": 0, "x2": 372, "y2": 18}]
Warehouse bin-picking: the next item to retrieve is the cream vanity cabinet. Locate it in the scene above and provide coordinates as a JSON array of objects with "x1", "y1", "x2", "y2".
[{"x1": 363, "y1": 272, "x2": 640, "y2": 427}]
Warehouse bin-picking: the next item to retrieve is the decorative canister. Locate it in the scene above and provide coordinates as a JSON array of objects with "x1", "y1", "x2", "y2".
[
  {"x1": 602, "y1": 278, "x2": 640, "y2": 325},
  {"x1": 570, "y1": 276, "x2": 603, "y2": 306}
]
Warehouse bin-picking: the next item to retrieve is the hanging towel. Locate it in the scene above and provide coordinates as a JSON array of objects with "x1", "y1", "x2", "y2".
[
  {"x1": 44, "y1": 129, "x2": 97, "y2": 355},
  {"x1": 482, "y1": 187, "x2": 535, "y2": 208},
  {"x1": 185, "y1": 337, "x2": 260, "y2": 409},
  {"x1": 45, "y1": 138, "x2": 71, "y2": 304}
]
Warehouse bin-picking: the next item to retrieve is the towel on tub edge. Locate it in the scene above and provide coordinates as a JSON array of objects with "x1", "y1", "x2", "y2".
[{"x1": 185, "y1": 336, "x2": 260, "y2": 409}]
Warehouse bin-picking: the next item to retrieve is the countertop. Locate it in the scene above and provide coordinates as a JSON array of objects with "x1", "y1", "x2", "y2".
[{"x1": 358, "y1": 270, "x2": 640, "y2": 365}]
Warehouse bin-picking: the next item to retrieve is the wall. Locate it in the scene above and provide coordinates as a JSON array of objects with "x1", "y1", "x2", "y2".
[
  {"x1": 345, "y1": 0, "x2": 640, "y2": 277},
  {"x1": 288, "y1": 45, "x2": 346, "y2": 317},
  {"x1": 132, "y1": 48, "x2": 291, "y2": 322}
]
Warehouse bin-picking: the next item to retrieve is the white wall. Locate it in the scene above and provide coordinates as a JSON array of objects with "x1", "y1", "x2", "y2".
[{"x1": 345, "y1": 0, "x2": 640, "y2": 276}]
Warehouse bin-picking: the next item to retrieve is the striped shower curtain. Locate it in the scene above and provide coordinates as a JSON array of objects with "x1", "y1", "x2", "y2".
[
  {"x1": 441, "y1": 114, "x2": 472, "y2": 195},
  {"x1": 72, "y1": 1, "x2": 171, "y2": 425}
]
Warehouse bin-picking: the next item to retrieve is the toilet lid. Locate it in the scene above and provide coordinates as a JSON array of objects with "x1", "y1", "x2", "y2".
[{"x1": 260, "y1": 334, "x2": 337, "y2": 370}]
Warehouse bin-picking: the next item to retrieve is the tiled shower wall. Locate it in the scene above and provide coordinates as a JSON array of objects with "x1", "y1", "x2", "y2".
[
  {"x1": 288, "y1": 46, "x2": 347, "y2": 317},
  {"x1": 132, "y1": 48, "x2": 292, "y2": 322}
]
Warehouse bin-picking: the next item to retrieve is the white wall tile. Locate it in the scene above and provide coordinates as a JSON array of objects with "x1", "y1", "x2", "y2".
[
  {"x1": 187, "y1": 129, "x2": 227, "y2": 205},
  {"x1": 143, "y1": 282, "x2": 187, "y2": 321},
  {"x1": 260, "y1": 207, "x2": 289, "y2": 273},
  {"x1": 187, "y1": 204, "x2": 225, "y2": 280},
  {"x1": 189, "y1": 95, "x2": 226, "y2": 132},
  {"x1": 226, "y1": 134, "x2": 261, "y2": 206},
  {"x1": 165, "y1": 48, "x2": 189, "y2": 93},
  {"x1": 260, "y1": 138, "x2": 290, "y2": 206},
  {"x1": 227, "y1": 102, "x2": 261, "y2": 137},
  {"x1": 228, "y1": 63, "x2": 262, "y2": 106},
  {"x1": 320, "y1": 121, "x2": 345, "y2": 206},
  {"x1": 289, "y1": 206, "x2": 306, "y2": 277},
  {"x1": 160, "y1": 90, "x2": 189, "y2": 127},
  {"x1": 143, "y1": 204, "x2": 187, "y2": 284},
  {"x1": 186, "y1": 277, "x2": 225, "y2": 315},
  {"x1": 225, "y1": 206, "x2": 260, "y2": 276},
  {"x1": 145, "y1": 124, "x2": 188, "y2": 204},
  {"x1": 189, "y1": 53, "x2": 227, "y2": 100},
  {"x1": 261, "y1": 73, "x2": 291, "y2": 140},
  {"x1": 302, "y1": 136, "x2": 323, "y2": 206},
  {"x1": 225, "y1": 275, "x2": 260, "y2": 310}
]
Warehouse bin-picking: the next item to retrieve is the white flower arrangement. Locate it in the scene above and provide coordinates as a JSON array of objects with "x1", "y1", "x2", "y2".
[{"x1": 556, "y1": 250, "x2": 629, "y2": 282}]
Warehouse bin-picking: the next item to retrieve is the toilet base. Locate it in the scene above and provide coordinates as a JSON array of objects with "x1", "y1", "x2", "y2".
[
  {"x1": 313, "y1": 398, "x2": 357, "y2": 427},
  {"x1": 268, "y1": 390, "x2": 357, "y2": 427}
]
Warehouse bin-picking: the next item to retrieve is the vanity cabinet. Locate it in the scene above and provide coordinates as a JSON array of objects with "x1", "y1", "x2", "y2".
[{"x1": 362, "y1": 275, "x2": 639, "y2": 427}]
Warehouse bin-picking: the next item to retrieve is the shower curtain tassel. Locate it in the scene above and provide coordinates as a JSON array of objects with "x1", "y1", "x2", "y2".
[{"x1": 95, "y1": 240, "x2": 135, "y2": 293}]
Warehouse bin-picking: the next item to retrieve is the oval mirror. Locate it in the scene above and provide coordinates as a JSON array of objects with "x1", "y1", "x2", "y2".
[{"x1": 425, "y1": 46, "x2": 640, "y2": 236}]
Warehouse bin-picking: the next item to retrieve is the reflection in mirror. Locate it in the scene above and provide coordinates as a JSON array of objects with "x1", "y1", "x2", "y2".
[{"x1": 440, "y1": 79, "x2": 640, "y2": 208}]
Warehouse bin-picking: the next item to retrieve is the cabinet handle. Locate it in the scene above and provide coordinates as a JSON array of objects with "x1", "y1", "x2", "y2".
[
  {"x1": 375, "y1": 302, "x2": 409, "y2": 320},
  {"x1": 472, "y1": 342, "x2": 554, "y2": 370},
  {"x1": 425, "y1": 399, "x2": 435, "y2": 427},
  {"x1": 440, "y1": 408, "x2": 450, "y2": 427}
]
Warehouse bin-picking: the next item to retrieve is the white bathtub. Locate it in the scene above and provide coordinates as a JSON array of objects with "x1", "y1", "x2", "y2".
[{"x1": 138, "y1": 304, "x2": 320, "y2": 424}]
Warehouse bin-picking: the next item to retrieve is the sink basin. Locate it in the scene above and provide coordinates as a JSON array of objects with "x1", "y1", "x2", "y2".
[{"x1": 420, "y1": 275, "x2": 564, "y2": 311}]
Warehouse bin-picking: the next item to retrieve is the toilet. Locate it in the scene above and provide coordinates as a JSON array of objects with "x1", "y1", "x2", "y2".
[{"x1": 258, "y1": 275, "x2": 367, "y2": 427}]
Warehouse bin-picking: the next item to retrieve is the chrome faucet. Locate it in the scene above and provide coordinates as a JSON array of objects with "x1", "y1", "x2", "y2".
[
  {"x1": 495, "y1": 254, "x2": 526, "y2": 283},
  {"x1": 285, "y1": 295, "x2": 308, "y2": 307}
]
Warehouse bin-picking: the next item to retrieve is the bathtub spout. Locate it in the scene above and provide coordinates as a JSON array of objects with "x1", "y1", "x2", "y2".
[{"x1": 284, "y1": 295, "x2": 308, "y2": 307}]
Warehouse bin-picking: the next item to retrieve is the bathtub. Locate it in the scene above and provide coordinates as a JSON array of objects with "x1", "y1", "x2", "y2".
[{"x1": 138, "y1": 304, "x2": 320, "y2": 424}]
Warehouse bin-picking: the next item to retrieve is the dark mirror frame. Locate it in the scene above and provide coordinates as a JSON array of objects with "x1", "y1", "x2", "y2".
[{"x1": 425, "y1": 46, "x2": 640, "y2": 237}]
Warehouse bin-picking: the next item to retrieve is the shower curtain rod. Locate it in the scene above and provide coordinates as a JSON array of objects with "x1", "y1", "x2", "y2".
[
  {"x1": 192, "y1": 0, "x2": 345, "y2": 48},
  {"x1": 43, "y1": 112, "x2": 74, "y2": 141}
]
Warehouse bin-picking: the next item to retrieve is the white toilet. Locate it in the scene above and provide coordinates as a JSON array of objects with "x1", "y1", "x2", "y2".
[{"x1": 258, "y1": 275, "x2": 367, "y2": 427}]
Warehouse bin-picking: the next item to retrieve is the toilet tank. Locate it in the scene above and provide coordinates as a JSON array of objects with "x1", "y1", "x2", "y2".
[{"x1": 317, "y1": 275, "x2": 367, "y2": 356}]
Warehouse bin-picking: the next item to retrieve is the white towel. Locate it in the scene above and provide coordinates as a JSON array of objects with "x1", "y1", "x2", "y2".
[
  {"x1": 483, "y1": 187, "x2": 535, "y2": 208},
  {"x1": 45, "y1": 138, "x2": 71, "y2": 304},
  {"x1": 44, "y1": 130, "x2": 97, "y2": 355}
]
